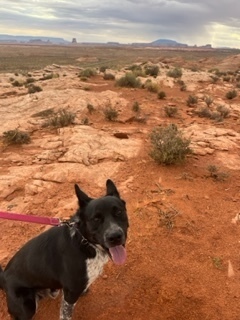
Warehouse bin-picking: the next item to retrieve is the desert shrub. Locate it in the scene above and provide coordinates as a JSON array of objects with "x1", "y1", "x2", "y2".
[
  {"x1": 103, "y1": 106, "x2": 118, "y2": 121},
  {"x1": 187, "y1": 95, "x2": 198, "y2": 106},
  {"x1": 116, "y1": 72, "x2": 141, "y2": 88},
  {"x1": 210, "y1": 111, "x2": 223, "y2": 122},
  {"x1": 28, "y1": 84, "x2": 42, "y2": 94},
  {"x1": 79, "y1": 68, "x2": 97, "y2": 78},
  {"x1": 31, "y1": 108, "x2": 55, "y2": 118},
  {"x1": 164, "y1": 106, "x2": 178, "y2": 117},
  {"x1": 103, "y1": 73, "x2": 115, "y2": 80},
  {"x1": 158, "y1": 91, "x2": 166, "y2": 99},
  {"x1": 180, "y1": 84, "x2": 187, "y2": 91},
  {"x1": 223, "y1": 76, "x2": 231, "y2": 82},
  {"x1": 26, "y1": 77, "x2": 35, "y2": 84},
  {"x1": 204, "y1": 95, "x2": 214, "y2": 107},
  {"x1": 225, "y1": 90, "x2": 237, "y2": 99},
  {"x1": 42, "y1": 109, "x2": 75, "y2": 128},
  {"x1": 144, "y1": 80, "x2": 159, "y2": 93},
  {"x1": 150, "y1": 124, "x2": 191, "y2": 165},
  {"x1": 99, "y1": 66, "x2": 108, "y2": 73},
  {"x1": 210, "y1": 75, "x2": 219, "y2": 83},
  {"x1": 12, "y1": 80, "x2": 23, "y2": 87},
  {"x1": 196, "y1": 107, "x2": 212, "y2": 118},
  {"x1": 81, "y1": 117, "x2": 89, "y2": 125},
  {"x1": 207, "y1": 165, "x2": 229, "y2": 181},
  {"x1": 80, "y1": 77, "x2": 88, "y2": 82},
  {"x1": 132, "y1": 101, "x2": 141, "y2": 113},
  {"x1": 216, "y1": 105, "x2": 230, "y2": 118},
  {"x1": 2, "y1": 129, "x2": 31, "y2": 145},
  {"x1": 87, "y1": 103, "x2": 95, "y2": 114},
  {"x1": 167, "y1": 68, "x2": 182, "y2": 78},
  {"x1": 145, "y1": 65, "x2": 159, "y2": 77}
]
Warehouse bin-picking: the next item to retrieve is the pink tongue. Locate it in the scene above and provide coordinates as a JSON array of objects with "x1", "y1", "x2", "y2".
[{"x1": 109, "y1": 245, "x2": 127, "y2": 265}]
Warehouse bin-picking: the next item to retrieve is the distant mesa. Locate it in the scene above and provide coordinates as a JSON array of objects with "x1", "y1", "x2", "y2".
[
  {"x1": 0, "y1": 34, "x2": 69, "y2": 44},
  {"x1": 0, "y1": 34, "x2": 214, "y2": 49}
]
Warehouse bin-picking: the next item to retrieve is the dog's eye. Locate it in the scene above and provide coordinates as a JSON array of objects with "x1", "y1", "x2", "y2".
[
  {"x1": 93, "y1": 215, "x2": 102, "y2": 223},
  {"x1": 115, "y1": 210, "x2": 122, "y2": 217}
]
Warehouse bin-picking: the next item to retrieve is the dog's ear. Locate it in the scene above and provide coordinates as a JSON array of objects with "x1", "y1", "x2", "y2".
[
  {"x1": 75, "y1": 184, "x2": 92, "y2": 207},
  {"x1": 106, "y1": 179, "x2": 120, "y2": 198}
]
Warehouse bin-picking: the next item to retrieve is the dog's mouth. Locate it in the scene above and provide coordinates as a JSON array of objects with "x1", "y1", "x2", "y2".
[{"x1": 108, "y1": 245, "x2": 127, "y2": 265}]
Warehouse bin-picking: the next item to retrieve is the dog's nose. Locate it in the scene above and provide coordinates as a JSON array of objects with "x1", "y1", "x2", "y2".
[{"x1": 106, "y1": 229, "x2": 124, "y2": 245}]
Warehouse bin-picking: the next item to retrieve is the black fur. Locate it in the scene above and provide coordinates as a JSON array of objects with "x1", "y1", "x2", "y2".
[{"x1": 0, "y1": 179, "x2": 129, "y2": 320}]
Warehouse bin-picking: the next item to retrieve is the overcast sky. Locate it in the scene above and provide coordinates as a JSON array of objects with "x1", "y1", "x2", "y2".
[{"x1": 0, "y1": 0, "x2": 240, "y2": 48}]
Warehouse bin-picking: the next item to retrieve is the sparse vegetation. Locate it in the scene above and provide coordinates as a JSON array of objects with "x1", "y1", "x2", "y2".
[
  {"x1": 132, "y1": 101, "x2": 141, "y2": 113},
  {"x1": 196, "y1": 107, "x2": 212, "y2": 118},
  {"x1": 207, "y1": 165, "x2": 229, "y2": 181},
  {"x1": 87, "y1": 103, "x2": 95, "y2": 114},
  {"x1": 2, "y1": 129, "x2": 31, "y2": 145},
  {"x1": 187, "y1": 95, "x2": 198, "y2": 107},
  {"x1": 167, "y1": 68, "x2": 182, "y2": 78},
  {"x1": 144, "y1": 80, "x2": 159, "y2": 93},
  {"x1": 211, "y1": 257, "x2": 223, "y2": 270},
  {"x1": 150, "y1": 124, "x2": 192, "y2": 165},
  {"x1": 204, "y1": 95, "x2": 214, "y2": 107},
  {"x1": 158, "y1": 207, "x2": 179, "y2": 231},
  {"x1": 145, "y1": 65, "x2": 159, "y2": 77},
  {"x1": 31, "y1": 108, "x2": 55, "y2": 118},
  {"x1": 225, "y1": 90, "x2": 237, "y2": 100},
  {"x1": 103, "y1": 106, "x2": 118, "y2": 121},
  {"x1": 164, "y1": 105, "x2": 178, "y2": 118},
  {"x1": 103, "y1": 73, "x2": 115, "y2": 80},
  {"x1": 11, "y1": 80, "x2": 23, "y2": 87},
  {"x1": 79, "y1": 68, "x2": 97, "y2": 78},
  {"x1": 158, "y1": 91, "x2": 166, "y2": 99},
  {"x1": 42, "y1": 109, "x2": 76, "y2": 128},
  {"x1": 216, "y1": 105, "x2": 230, "y2": 118},
  {"x1": 116, "y1": 72, "x2": 141, "y2": 88},
  {"x1": 28, "y1": 84, "x2": 43, "y2": 94}
]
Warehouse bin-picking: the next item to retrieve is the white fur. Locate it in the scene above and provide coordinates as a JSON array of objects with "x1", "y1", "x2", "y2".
[{"x1": 85, "y1": 245, "x2": 109, "y2": 289}]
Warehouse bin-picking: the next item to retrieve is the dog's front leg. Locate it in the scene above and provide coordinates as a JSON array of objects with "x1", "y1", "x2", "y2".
[{"x1": 60, "y1": 295, "x2": 75, "y2": 320}]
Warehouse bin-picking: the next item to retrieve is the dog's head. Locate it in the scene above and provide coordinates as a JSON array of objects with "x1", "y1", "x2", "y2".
[{"x1": 74, "y1": 179, "x2": 129, "y2": 265}]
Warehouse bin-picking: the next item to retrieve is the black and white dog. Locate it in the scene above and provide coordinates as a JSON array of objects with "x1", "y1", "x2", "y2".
[{"x1": 0, "y1": 179, "x2": 129, "y2": 320}]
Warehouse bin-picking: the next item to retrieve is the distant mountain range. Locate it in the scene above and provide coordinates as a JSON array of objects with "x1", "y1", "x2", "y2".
[
  {"x1": 0, "y1": 34, "x2": 69, "y2": 44},
  {"x1": 0, "y1": 34, "x2": 212, "y2": 48}
]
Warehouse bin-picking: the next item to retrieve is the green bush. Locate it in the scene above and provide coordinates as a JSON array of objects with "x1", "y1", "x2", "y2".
[
  {"x1": 103, "y1": 106, "x2": 118, "y2": 121},
  {"x1": 28, "y1": 84, "x2": 42, "y2": 94},
  {"x1": 132, "y1": 101, "x2": 141, "y2": 113},
  {"x1": 216, "y1": 105, "x2": 230, "y2": 118},
  {"x1": 164, "y1": 106, "x2": 178, "y2": 117},
  {"x1": 2, "y1": 129, "x2": 31, "y2": 145},
  {"x1": 225, "y1": 90, "x2": 237, "y2": 100},
  {"x1": 150, "y1": 124, "x2": 191, "y2": 165},
  {"x1": 187, "y1": 95, "x2": 198, "y2": 106},
  {"x1": 116, "y1": 73, "x2": 141, "y2": 88},
  {"x1": 145, "y1": 65, "x2": 159, "y2": 77},
  {"x1": 167, "y1": 68, "x2": 182, "y2": 78},
  {"x1": 103, "y1": 73, "x2": 115, "y2": 80},
  {"x1": 144, "y1": 80, "x2": 159, "y2": 93},
  {"x1": 158, "y1": 91, "x2": 166, "y2": 99},
  {"x1": 42, "y1": 109, "x2": 76, "y2": 128},
  {"x1": 79, "y1": 68, "x2": 97, "y2": 78},
  {"x1": 204, "y1": 96, "x2": 214, "y2": 107},
  {"x1": 87, "y1": 103, "x2": 95, "y2": 114}
]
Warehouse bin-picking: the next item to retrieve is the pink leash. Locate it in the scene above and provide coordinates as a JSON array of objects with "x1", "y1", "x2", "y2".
[{"x1": 0, "y1": 211, "x2": 61, "y2": 226}]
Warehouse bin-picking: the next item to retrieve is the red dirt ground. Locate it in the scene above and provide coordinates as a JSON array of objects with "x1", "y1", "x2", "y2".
[{"x1": 0, "y1": 74, "x2": 240, "y2": 320}]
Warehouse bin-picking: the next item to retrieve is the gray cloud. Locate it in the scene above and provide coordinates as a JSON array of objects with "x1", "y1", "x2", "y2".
[{"x1": 0, "y1": 0, "x2": 239, "y2": 47}]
